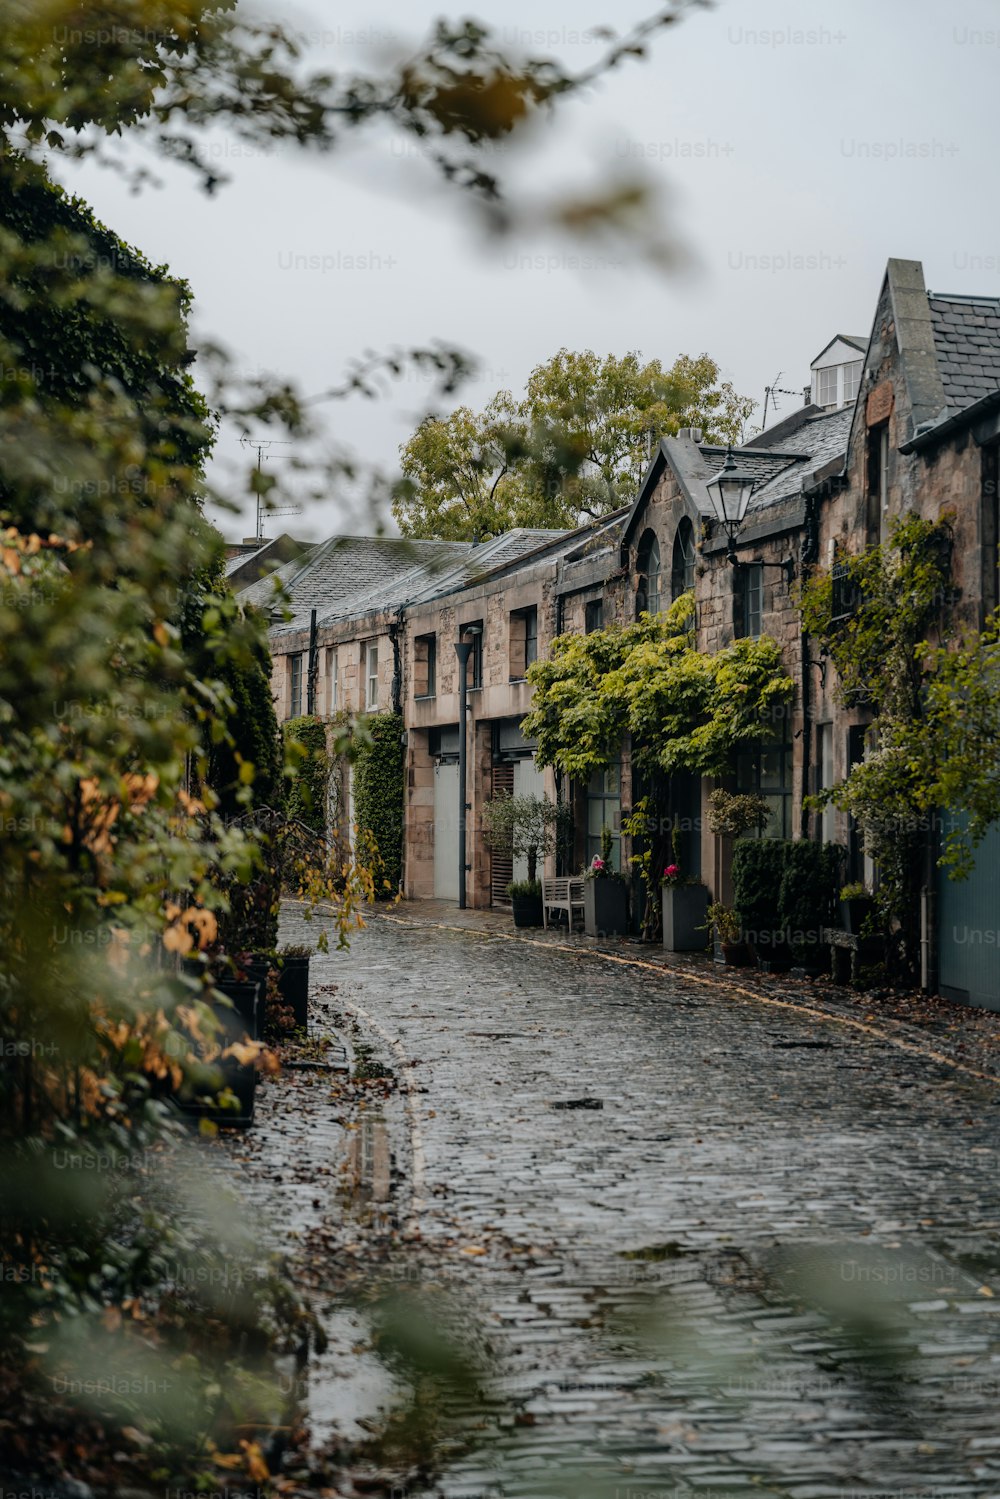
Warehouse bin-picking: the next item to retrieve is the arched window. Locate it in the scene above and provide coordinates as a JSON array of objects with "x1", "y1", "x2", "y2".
[
  {"x1": 635, "y1": 530, "x2": 661, "y2": 617},
  {"x1": 671, "y1": 517, "x2": 695, "y2": 601}
]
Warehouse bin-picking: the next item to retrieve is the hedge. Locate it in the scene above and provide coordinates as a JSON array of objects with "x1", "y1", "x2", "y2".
[
  {"x1": 732, "y1": 838, "x2": 844, "y2": 967},
  {"x1": 353, "y1": 712, "x2": 404, "y2": 897},
  {"x1": 283, "y1": 715, "x2": 329, "y2": 834}
]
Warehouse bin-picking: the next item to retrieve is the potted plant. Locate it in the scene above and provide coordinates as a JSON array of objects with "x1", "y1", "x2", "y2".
[
  {"x1": 482, "y1": 791, "x2": 572, "y2": 928},
  {"x1": 661, "y1": 863, "x2": 709, "y2": 952},
  {"x1": 507, "y1": 877, "x2": 544, "y2": 928},
  {"x1": 707, "y1": 788, "x2": 772, "y2": 840},
  {"x1": 839, "y1": 882, "x2": 875, "y2": 935},
  {"x1": 704, "y1": 902, "x2": 749, "y2": 966},
  {"x1": 583, "y1": 827, "x2": 629, "y2": 937},
  {"x1": 276, "y1": 942, "x2": 312, "y2": 1031}
]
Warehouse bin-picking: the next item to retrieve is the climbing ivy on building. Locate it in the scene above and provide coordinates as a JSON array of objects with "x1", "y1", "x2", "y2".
[
  {"x1": 522, "y1": 592, "x2": 796, "y2": 779},
  {"x1": 353, "y1": 712, "x2": 405, "y2": 897},
  {"x1": 800, "y1": 512, "x2": 958, "y2": 976},
  {"x1": 283, "y1": 715, "x2": 329, "y2": 833}
]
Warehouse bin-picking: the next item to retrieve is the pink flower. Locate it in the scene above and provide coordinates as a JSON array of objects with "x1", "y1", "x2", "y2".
[
  {"x1": 664, "y1": 864, "x2": 680, "y2": 879},
  {"x1": 591, "y1": 856, "x2": 605, "y2": 870}
]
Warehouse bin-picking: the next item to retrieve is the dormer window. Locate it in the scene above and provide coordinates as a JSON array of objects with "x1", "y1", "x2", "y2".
[
  {"x1": 635, "y1": 530, "x2": 661, "y2": 618},
  {"x1": 813, "y1": 357, "x2": 863, "y2": 408}
]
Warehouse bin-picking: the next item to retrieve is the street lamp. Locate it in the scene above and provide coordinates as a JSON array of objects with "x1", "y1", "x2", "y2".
[
  {"x1": 705, "y1": 446, "x2": 794, "y2": 584},
  {"x1": 454, "y1": 624, "x2": 481, "y2": 909}
]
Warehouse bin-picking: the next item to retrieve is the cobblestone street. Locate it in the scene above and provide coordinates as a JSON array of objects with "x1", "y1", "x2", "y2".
[{"x1": 265, "y1": 905, "x2": 1000, "y2": 1499}]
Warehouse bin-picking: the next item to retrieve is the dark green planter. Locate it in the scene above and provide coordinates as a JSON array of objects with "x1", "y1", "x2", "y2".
[
  {"x1": 511, "y1": 892, "x2": 544, "y2": 928},
  {"x1": 584, "y1": 878, "x2": 628, "y2": 938},
  {"x1": 839, "y1": 897, "x2": 875, "y2": 936},
  {"x1": 662, "y1": 884, "x2": 709, "y2": 952},
  {"x1": 277, "y1": 956, "x2": 310, "y2": 1031},
  {"x1": 177, "y1": 978, "x2": 260, "y2": 1128}
]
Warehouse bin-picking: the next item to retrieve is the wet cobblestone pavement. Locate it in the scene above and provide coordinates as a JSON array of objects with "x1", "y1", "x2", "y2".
[{"x1": 268, "y1": 904, "x2": 1000, "y2": 1499}]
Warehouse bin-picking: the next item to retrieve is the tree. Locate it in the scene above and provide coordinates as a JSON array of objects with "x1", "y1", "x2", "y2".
[
  {"x1": 0, "y1": 0, "x2": 699, "y2": 1482},
  {"x1": 394, "y1": 349, "x2": 756, "y2": 538},
  {"x1": 481, "y1": 791, "x2": 571, "y2": 884}
]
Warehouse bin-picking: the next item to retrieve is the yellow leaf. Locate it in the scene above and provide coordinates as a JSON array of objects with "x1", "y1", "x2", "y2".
[
  {"x1": 152, "y1": 620, "x2": 169, "y2": 646},
  {"x1": 240, "y1": 1440, "x2": 270, "y2": 1482},
  {"x1": 460, "y1": 1245, "x2": 487, "y2": 1256},
  {"x1": 979, "y1": 1284, "x2": 995, "y2": 1297}
]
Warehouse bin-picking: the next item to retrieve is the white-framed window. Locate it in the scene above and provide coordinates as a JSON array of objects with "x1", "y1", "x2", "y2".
[
  {"x1": 817, "y1": 366, "x2": 838, "y2": 406},
  {"x1": 842, "y1": 360, "x2": 862, "y2": 403},
  {"x1": 365, "y1": 640, "x2": 379, "y2": 712},
  {"x1": 326, "y1": 646, "x2": 338, "y2": 714}
]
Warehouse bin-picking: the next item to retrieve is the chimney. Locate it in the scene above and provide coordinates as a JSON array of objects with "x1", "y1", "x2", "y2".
[{"x1": 676, "y1": 426, "x2": 703, "y2": 443}]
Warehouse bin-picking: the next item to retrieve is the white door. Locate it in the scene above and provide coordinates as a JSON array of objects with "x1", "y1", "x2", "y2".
[
  {"x1": 511, "y1": 757, "x2": 545, "y2": 884},
  {"x1": 433, "y1": 760, "x2": 460, "y2": 901}
]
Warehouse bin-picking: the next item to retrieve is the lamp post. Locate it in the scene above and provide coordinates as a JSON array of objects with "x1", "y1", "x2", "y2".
[
  {"x1": 706, "y1": 447, "x2": 795, "y2": 584},
  {"x1": 454, "y1": 625, "x2": 481, "y2": 909}
]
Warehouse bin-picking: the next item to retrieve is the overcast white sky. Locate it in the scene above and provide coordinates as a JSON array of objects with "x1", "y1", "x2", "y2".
[{"x1": 57, "y1": 0, "x2": 1000, "y2": 540}]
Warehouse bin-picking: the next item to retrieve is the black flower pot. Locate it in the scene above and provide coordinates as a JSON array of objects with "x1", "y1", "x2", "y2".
[
  {"x1": 277, "y1": 956, "x2": 310, "y2": 1031},
  {"x1": 511, "y1": 892, "x2": 544, "y2": 928},
  {"x1": 839, "y1": 897, "x2": 875, "y2": 936},
  {"x1": 177, "y1": 978, "x2": 260, "y2": 1127}
]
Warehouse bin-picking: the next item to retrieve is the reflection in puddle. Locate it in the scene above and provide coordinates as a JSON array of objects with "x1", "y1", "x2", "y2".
[{"x1": 345, "y1": 1113, "x2": 391, "y2": 1204}]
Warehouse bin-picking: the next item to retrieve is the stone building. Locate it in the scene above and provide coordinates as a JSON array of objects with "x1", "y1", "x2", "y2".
[{"x1": 242, "y1": 256, "x2": 1000, "y2": 1006}]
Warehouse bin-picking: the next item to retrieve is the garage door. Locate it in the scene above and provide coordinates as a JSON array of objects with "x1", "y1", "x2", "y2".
[{"x1": 433, "y1": 760, "x2": 460, "y2": 901}]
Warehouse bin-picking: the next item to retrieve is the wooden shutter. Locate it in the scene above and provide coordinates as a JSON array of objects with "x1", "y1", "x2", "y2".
[{"x1": 490, "y1": 763, "x2": 514, "y2": 905}]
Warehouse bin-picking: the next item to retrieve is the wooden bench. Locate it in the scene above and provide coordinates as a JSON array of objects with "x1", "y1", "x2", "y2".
[
  {"x1": 542, "y1": 877, "x2": 586, "y2": 931},
  {"x1": 821, "y1": 926, "x2": 883, "y2": 987}
]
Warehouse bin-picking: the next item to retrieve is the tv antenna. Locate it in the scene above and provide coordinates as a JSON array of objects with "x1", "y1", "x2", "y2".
[
  {"x1": 239, "y1": 437, "x2": 301, "y2": 543},
  {"x1": 760, "y1": 372, "x2": 803, "y2": 433}
]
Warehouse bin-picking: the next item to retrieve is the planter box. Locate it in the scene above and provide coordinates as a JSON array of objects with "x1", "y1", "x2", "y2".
[
  {"x1": 511, "y1": 892, "x2": 544, "y2": 928},
  {"x1": 177, "y1": 978, "x2": 260, "y2": 1128},
  {"x1": 661, "y1": 884, "x2": 709, "y2": 953},
  {"x1": 277, "y1": 956, "x2": 310, "y2": 1031},
  {"x1": 839, "y1": 897, "x2": 875, "y2": 936},
  {"x1": 584, "y1": 878, "x2": 628, "y2": 938}
]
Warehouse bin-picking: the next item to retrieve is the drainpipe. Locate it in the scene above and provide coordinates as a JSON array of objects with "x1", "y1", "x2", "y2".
[
  {"x1": 389, "y1": 607, "x2": 404, "y2": 715},
  {"x1": 455, "y1": 636, "x2": 475, "y2": 908},
  {"x1": 306, "y1": 608, "x2": 318, "y2": 715}
]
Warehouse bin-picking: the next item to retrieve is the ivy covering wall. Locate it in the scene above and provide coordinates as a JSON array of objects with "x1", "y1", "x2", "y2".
[
  {"x1": 282, "y1": 714, "x2": 329, "y2": 833},
  {"x1": 353, "y1": 712, "x2": 405, "y2": 897}
]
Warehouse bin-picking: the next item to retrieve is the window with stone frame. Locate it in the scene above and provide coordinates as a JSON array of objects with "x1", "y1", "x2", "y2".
[
  {"x1": 287, "y1": 652, "x2": 303, "y2": 718},
  {"x1": 508, "y1": 607, "x2": 538, "y2": 679},
  {"x1": 982, "y1": 441, "x2": 1000, "y2": 622},
  {"x1": 735, "y1": 710, "x2": 793, "y2": 840},
  {"x1": 584, "y1": 598, "x2": 604, "y2": 633},
  {"x1": 365, "y1": 639, "x2": 379, "y2": 712},
  {"x1": 326, "y1": 644, "x2": 338, "y2": 713},
  {"x1": 671, "y1": 517, "x2": 696, "y2": 601},
  {"x1": 414, "y1": 633, "x2": 436, "y2": 698},
  {"x1": 866, "y1": 421, "x2": 890, "y2": 544},
  {"x1": 733, "y1": 562, "x2": 763, "y2": 640},
  {"x1": 585, "y1": 762, "x2": 621, "y2": 871},
  {"x1": 635, "y1": 529, "x2": 662, "y2": 617}
]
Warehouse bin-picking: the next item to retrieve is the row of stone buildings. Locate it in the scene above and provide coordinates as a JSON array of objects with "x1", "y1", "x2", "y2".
[{"x1": 232, "y1": 258, "x2": 1000, "y2": 1010}]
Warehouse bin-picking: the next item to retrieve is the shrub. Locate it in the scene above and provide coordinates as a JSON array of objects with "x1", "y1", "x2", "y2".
[
  {"x1": 283, "y1": 715, "x2": 329, "y2": 833},
  {"x1": 778, "y1": 841, "x2": 843, "y2": 965},
  {"x1": 731, "y1": 839, "x2": 785, "y2": 955},
  {"x1": 353, "y1": 712, "x2": 404, "y2": 897}
]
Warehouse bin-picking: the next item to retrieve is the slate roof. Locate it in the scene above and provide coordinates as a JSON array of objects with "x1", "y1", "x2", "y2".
[
  {"x1": 239, "y1": 535, "x2": 470, "y2": 628},
  {"x1": 929, "y1": 293, "x2": 1000, "y2": 412},
  {"x1": 255, "y1": 529, "x2": 568, "y2": 637},
  {"x1": 657, "y1": 405, "x2": 852, "y2": 518},
  {"x1": 740, "y1": 406, "x2": 853, "y2": 509}
]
